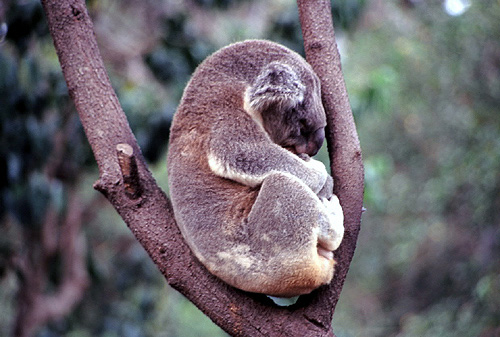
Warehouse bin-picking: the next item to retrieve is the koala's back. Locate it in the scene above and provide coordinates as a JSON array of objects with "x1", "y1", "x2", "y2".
[
  {"x1": 166, "y1": 40, "x2": 339, "y2": 296},
  {"x1": 167, "y1": 41, "x2": 288, "y2": 257},
  {"x1": 192, "y1": 40, "x2": 306, "y2": 85},
  {"x1": 168, "y1": 40, "x2": 311, "y2": 193},
  {"x1": 167, "y1": 40, "x2": 313, "y2": 166},
  {"x1": 174, "y1": 40, "x2": 312, "y2": 120}
]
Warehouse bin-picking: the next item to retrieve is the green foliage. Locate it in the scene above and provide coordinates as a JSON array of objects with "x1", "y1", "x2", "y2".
[
  {"x1": 331, "y1": 0, "x2": 367, "y2": 31},
  {"x1": 334, "y1": 1, "x2": 500, "y2": 335},
  {"x1": 192, "y1": 0, "x2": 252, "y2": 10},
  {"x1": 0, "y1": 1, "x2": 79, "y2": 226}
]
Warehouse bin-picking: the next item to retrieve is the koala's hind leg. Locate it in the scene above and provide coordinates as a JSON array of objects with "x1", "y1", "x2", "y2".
[{"x1": 239, "y1": 172, "x2": 344, "y2": 296}]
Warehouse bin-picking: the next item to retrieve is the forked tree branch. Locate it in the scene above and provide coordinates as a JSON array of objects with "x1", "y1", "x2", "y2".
[{"x1": 40, "y1": 0, "x2": 363, "y2": 336}]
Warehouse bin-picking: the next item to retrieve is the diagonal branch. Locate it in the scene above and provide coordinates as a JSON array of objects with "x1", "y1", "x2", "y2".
[{"x1": 40, "y1": 0, "x2": 363, "y2": 336}]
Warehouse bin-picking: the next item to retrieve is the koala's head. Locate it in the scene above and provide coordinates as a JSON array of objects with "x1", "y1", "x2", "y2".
[{"x1": 245, "y1": 61, "x2": 326, "y2": 157}]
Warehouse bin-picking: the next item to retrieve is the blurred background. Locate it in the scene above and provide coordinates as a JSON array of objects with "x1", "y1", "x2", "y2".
[{"x1": 1, "y1": 0, "x2": 499, "y2": 336}]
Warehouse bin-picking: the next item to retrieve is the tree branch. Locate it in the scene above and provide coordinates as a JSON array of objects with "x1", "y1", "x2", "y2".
[
  {"x1": 298, "y1": 0, "x2": 365, "y2": 318},
  {"x1": 40, "y1": 0, "x2": 363, "y2": 336}
]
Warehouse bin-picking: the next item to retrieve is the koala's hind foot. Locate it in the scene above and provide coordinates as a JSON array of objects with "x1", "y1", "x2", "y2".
[
  {"x1": 317, "y1": 195, "x2": 344, "y2": 257},
  {"x1": 225, "y1": 172, "x2": 343, "y2": 297}
]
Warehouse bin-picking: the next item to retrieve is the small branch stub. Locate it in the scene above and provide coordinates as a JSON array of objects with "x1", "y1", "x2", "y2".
[{"x1": 116, "y1": 143, "x2": 143, "y2": 199}]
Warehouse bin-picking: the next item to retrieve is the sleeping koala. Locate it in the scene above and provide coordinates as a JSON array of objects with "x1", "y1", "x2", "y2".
[{"x1": 167, "y1": 40, "x2": 344, "y2": 297}]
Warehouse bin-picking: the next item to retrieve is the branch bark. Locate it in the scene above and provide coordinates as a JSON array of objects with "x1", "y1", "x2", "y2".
[
  {"x1": 298, "y1": 0, "x2": 365, "y2": 317},
  {"x1": 40, "y1": 0, "x2": 363, "y2": 336}
]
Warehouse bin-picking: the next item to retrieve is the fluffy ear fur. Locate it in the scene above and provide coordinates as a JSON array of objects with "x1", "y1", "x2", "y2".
[{"x1": 246, "y1": 62, "x2": 306, "y2": 112}]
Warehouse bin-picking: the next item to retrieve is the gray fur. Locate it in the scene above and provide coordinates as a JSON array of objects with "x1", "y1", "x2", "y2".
[
  {"x1": 167, "y1": 40, "x2": 344, "y2": 297},
  {"x1": 247, "y1": 62, "x2": 306, "y2": 112}
]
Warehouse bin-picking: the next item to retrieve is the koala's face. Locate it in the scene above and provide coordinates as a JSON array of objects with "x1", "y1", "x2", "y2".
[
  {"x1": 260, "y1": 75, "x2": 326, "y2": 157},
  {"x1": 246, "y1": 61, "x2": 327, "y2": 157},
  {"x1": 263, "y1": 99, "x2": 326, "y2": 157}
]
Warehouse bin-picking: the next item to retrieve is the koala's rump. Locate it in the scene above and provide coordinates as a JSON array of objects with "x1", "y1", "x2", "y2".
[{"x1": 168, "y1": 134, "x2": 334, "y2": 294}]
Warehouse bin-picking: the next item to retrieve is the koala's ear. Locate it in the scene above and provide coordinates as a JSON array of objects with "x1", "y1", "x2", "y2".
[{"x1": 247, "y1": 62, "x2": 306, "y2": 112}]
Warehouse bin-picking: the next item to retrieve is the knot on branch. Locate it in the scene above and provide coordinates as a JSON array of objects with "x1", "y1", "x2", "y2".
[
  {"x1": 308, "y1": 41, "x2": 324, "y2": 51},
  {"x1": 70, "y1": 5, "x2": 84, "y2": 21},
  {"x1": 117, "y1": 143, "x2": 143, "y2": 199}
]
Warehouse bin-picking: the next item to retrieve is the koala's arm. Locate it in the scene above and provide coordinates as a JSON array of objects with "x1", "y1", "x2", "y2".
[{"x1": 207, "y1": 122, "x2": 330, "y2": 194}]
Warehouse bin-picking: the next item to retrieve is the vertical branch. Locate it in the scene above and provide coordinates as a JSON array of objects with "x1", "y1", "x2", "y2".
[{"x1": 298, "y1": 0, "x2": 364, "y2": 315}]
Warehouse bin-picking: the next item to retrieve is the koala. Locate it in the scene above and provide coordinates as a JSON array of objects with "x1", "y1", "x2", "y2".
[{"x1": 167, "y1": 40, "x2": 344, "y2": 297}]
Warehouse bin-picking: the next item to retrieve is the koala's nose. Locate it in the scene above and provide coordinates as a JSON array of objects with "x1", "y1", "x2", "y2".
[
  {"x1": 305, "y1": 127, "x2": 325, "y2": 156},
  {"x1": 305, "y1": 143, "x2": 320, "y2": 157}
]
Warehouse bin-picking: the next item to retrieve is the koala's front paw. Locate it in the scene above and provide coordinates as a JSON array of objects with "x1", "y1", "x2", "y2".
[
  {"x1": 317, "y1": 175, "x2": 334, "y2": 200},
  {"x1": 303, "y1": 158, "x2": 329, "y2": 193},
  {"x1": 318, "y1": 195, "x2": 344, "y2": 251}
]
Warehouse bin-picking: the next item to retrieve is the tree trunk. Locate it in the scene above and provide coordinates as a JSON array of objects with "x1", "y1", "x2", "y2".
[{"x1": 39, "y1": 0, "x2": 363, "y2": 336}]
